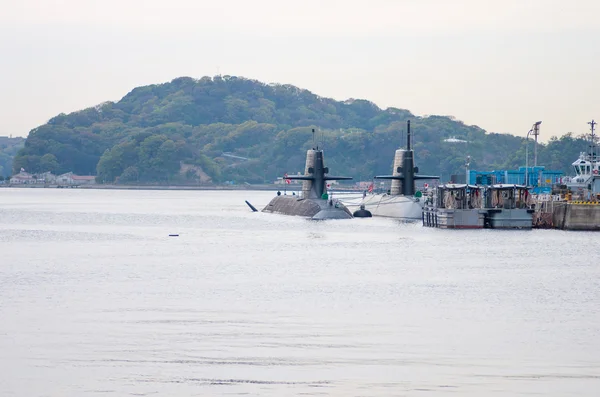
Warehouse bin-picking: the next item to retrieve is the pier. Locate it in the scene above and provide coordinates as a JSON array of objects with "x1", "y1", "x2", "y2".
[{"x1": 532, "y1": 194, "x2": 600, "y2": 230}]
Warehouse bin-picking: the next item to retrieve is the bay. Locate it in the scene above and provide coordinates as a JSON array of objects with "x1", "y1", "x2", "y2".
[{"x1": 1, "y1": 188, "x2": 599, "y2": 396}]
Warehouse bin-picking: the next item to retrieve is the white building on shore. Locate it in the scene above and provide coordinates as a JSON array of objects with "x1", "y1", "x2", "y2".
[
  {"x1": 37, "y1": 172, "x2": 57, "y2": 184},
  {"x1": 9, "y1": 172, "x2": 34, "y2": 184},
  {"x1": 56, "y1": 172, "x2": 96, "y2": 186},
  {"x1": 8, "y1": 171, "x2": 95, "y2": 186}
]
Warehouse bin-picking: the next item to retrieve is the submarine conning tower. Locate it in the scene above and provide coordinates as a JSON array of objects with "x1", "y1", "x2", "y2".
[
  {"x1": 285, "y1": 136, "x2": 352, "y2": 199},
  {"x1": 301, "y1": 149, "x2": 326, "y2": 199},
  {"x1": 261, "y1": 129, "x2": 354, "y2": 219},
  {"x1": 375, "y1": 120, "x2": 439, "y2": 196}
]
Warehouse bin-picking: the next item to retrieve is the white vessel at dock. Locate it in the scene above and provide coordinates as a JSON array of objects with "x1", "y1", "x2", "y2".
[
  {"x1": 342, "y1": 120, "x2": 438, "y2": 220},
  {"x1": 357, "y1": 193, "x2": 423, "y2": 220},
  {"x1": 563, "y1": 120, "x2": 600, "y2": 197}
]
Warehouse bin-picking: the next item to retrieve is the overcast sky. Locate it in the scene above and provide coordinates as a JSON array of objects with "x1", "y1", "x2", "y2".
[{"x1": 1, "y1": 0, "x2": 599, "y2": 140}]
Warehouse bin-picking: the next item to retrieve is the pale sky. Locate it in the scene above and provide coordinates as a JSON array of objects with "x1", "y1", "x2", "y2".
[{"x1": 1, "y1": 0, "x2": 599, "y2": 140}]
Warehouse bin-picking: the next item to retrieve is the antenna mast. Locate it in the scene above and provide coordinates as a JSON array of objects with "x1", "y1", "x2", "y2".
[
  {"x1": 465, "y1": 155, "x2": 471, "y2": 185},
  {"x1": 406, "y1": 120, "x2": 411, "y2": 151},
  {"x1": 400, "y1": 128, "x2": 404, "y2": 149},
  {"x1": 589, "y1": 120, "x2": 597, "y2": 160}
]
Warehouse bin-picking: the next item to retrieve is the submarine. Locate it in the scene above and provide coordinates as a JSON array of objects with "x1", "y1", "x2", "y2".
[
  {"x1": 348, "y1": 120, "x2": 439, "y2": 219},
  {"x1": 262, "y1": 136, "x2": 355, "y2": 220}
]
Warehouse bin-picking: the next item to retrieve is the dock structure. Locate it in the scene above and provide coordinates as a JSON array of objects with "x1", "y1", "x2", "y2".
[
  {"x1": 552, "y1": 202, "x2": 600, "y2": 230},
  {"x1": 423, "y1": 180, "x2": 600, "y2": 231},
  {"x1": 424, "y1": 184, "x2": 534, "y2": 229},
  {"x1": 532, "y1": 193, "x2": 600, "y2": 230},
  {"x1": 534, "y1": 119, "x2": 600, "y2": 230},
  {"x1": 423, "y1": 184, "x2": 485, "y2": 229}
]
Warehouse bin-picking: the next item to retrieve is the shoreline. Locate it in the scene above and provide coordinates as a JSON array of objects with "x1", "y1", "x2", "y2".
[
  {"x1": 1, "y1": 184, "x2": 366, "y2": 192},
  {"x1": 0, "y1": 183, "x2": 285, "y2": 192}
]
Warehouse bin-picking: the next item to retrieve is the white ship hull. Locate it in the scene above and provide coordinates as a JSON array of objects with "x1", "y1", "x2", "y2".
[{"x1": 346, "y1": 194, "x2": 423, "y2": 220}]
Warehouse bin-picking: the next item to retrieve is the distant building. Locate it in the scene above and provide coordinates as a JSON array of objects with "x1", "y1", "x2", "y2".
[
  {"x1": 7, "y1": 170, "x2": 95, "y2": 186},
  {"x1": 467, "y1": 166, "x2": 563, "y2": 194},
  {"x1": 10, "y1": 172, "x2": 34, "y2": 184},
  {"x1": 56, "y1": 172, "x2": 96, "y2": 185},
  {"x1": 72, "y1": 175, "x2": 96, "y2": 185},
  {"x1": 444, "y1": 137, "x2": 469, "y2": 143},
  {"x1": 36, "y1": 172, "x2": 56, "y2": 184},
  {"x1": 274, "y1": 172, "x2": 302, "y2": 185},
  {"x1": 355, "y1": 181, "x2": 373, "y2": 190},
  {"x1": 0, "y1": 136, "x2": 25, "y2": 146},
  {"x1": 274, "y1": 177, "x2": 300, "y2": 185}
]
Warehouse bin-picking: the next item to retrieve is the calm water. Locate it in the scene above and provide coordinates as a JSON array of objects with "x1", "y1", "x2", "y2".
[{"x1": 1, "y1": 188, "x2": 599, "y2": 396}]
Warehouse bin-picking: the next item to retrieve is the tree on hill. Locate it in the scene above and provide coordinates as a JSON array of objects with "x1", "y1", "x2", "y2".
[
  {"x1": 12, "y1": 76, "x2": 591, "y2": 183},
  {"x1": 0, "y1": 137, "x2": 25, "y2": 177}
]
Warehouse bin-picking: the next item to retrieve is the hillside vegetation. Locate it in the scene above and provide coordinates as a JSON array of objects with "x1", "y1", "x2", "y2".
[
  {"x1": 1, "y1": 137, "x2": 25, "y2": 177},
  {"x1": 12, "y1": 76, "x2": 590, "y2": 183}
]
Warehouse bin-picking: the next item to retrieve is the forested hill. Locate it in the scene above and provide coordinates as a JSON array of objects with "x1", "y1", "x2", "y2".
[
  {"x1": 1, "y1": 136, "x2": 24, "y2": 177},
  {"x1": 13, "y1": 76, "x2": 589, "y2": 183}
]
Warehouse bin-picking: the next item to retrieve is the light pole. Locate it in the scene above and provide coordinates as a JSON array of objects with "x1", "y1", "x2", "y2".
[
  {"x1": 532, "y1": 121, "x2": 541, "y2": 167},
  {"x1": 524, "y1": 121, "x2": 542, "y2": 187}
]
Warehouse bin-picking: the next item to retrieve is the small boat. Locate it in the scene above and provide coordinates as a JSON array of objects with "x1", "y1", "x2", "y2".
[
  {"x1": 485, "y1": 184, "x2": 534, "y2": 229},
  {"x1": 423, "y1": 184, "x2": 485, "y2": 229}
]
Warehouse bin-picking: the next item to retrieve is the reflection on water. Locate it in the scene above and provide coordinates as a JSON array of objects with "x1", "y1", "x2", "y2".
[{"x1": 1, "y1": 188, "x2": 599, "y2": 396}]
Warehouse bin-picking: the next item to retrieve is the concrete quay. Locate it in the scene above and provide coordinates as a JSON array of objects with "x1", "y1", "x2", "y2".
[
  {"x1": 551, "y1": 202, "x2": 600, "y2": 231},
  {"x1": 534, "y1": 199, "x2": 600, "y2": 230}
]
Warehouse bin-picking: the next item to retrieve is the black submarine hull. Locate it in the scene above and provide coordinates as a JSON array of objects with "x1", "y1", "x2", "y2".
[{"x1": 262, "y1": 196, "x2": 353, "y2": 220}]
